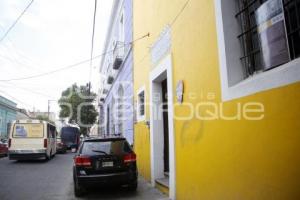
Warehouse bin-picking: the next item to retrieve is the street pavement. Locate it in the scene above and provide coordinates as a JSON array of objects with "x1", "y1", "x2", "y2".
[{"x1": 0, "y1": 153, "x2": 167, "y2": 200}]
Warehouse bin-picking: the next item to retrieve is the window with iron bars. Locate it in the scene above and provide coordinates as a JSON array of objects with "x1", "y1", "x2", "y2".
[{"x1": 236, "y1": 0, "x2": 300, "y2": 77}]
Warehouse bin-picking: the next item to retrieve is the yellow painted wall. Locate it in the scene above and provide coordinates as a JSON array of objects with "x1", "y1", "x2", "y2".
[{"x1": 133, "y1": 0, "x2": 300, "y2": 199}]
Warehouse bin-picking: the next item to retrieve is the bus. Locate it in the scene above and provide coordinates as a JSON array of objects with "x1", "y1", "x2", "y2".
[
  {"x1": 60, "y1": 124, "x2": 80, "y2": 150},
  {"x1": 8, "y1": 120, "x2": 56, "y2": 161}
]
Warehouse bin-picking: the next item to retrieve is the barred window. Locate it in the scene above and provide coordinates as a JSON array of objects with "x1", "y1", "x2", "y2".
[
  {"x1": 136, "y1": 87, "x2": 145, "y2": 121},
  {"x1": 236, "y1": 0, "x2": 300, "y2": 76},
  {"x1": 138, "y1": 91, "x2": 145, "y2": 116}
]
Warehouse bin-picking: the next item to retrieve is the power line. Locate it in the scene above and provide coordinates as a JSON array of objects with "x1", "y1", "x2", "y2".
[
  {"x1": 170, "y1": 0, "x2": 190, "y2": 26},
  {"x1": 88, "y1": 0, "x2": 98, "y2": 94},
  {"x1": 0, "y1": 82, "x2": 55, "y2": 99},
  {"x1": 0, "y1": 33, "x2": 149, "y2": 82},
  {"x1": 90, "y1": 0, "x2": 97, "y2": 81},
  {"x1": 0, "y1": 48, "x2": 118, "y2": 82},
  {"x1": 0, "y1": 89, "x2": 32, "y2": 108},
  {"x1": 0, "y1": 0, "x2": 188, "y2": 82},
  {"x1": 130, "y1": 32, "x2": 150, "y2": 45},
  {"x1": 0, "y1": 56, "x2": 101, "y2": 82},
  {"x1": 0, "y1": 0, "x2": 34, "y2": 43},
  {"x1": 0, "y1": 24, "x2": 44, "y2": 73},
  {"x1": 0, "y1": 53, "x2": 43, "y2": 72},
  {"x1": 136, "y1": 0, "x2": 190, "y2": 66}
]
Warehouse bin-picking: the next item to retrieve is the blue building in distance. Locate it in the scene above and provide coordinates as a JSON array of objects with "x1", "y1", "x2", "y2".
[{"x1": 0, "y1": 95, "x2": 17, "y2": 138}]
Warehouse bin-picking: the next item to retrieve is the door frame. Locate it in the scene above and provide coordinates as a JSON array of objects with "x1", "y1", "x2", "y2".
[{"x1": 149, "y1": 54, "x2": 176, "y2": 199}]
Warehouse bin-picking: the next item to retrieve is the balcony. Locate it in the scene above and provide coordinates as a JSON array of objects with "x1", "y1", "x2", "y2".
[{"x1": 113, "y1": 41, "x2": 125, "y2": 70}]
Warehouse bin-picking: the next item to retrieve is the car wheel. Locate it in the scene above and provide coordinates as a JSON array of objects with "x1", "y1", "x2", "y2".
[
  {"x1": 128, "y1": 181, "x2": 137, "y2": 191},
  {"x1": 45, "y1": 153, "x2": 50, "y2": 161},
  {"x1": 74, "y1": 179, "x2": 85, "y2": 197}
]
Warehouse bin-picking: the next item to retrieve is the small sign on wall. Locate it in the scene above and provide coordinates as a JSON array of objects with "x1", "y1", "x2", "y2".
[
  {"x1": 176, "y1": 80, "x2": 184, "y2": 104},
  {"x1": 151, "y1": 25, "x2": 171, "y2": 67}
]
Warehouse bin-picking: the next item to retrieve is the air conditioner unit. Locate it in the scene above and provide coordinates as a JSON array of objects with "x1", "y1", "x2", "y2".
[
  {"x1": 99, "y1": 98, "x2": 105, "y2": 102},
  {"x1": 103, "y1": 89, "x2": 109, "y2": 94},
  {"x1": 107, "y1": 75, "x2": 114, "y2": 84}
]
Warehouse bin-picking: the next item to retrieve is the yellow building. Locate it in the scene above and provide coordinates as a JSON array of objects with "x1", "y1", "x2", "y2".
[{"x1": 133, "y1": 0, "x2": 300, "y2": 199}]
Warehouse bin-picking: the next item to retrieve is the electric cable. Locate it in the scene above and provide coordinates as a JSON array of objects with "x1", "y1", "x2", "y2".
[{"x1": 0, "y1": 0, "x2": 34, "y2": 43}]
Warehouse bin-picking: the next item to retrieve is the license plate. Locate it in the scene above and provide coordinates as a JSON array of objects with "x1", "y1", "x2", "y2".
[{"x1": 102, "y1": 161, "x2": 113, "y2": 167}]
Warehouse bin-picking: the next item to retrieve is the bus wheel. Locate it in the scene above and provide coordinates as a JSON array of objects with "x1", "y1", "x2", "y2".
[
  {"x1": 45, "y1": 154, "x2": 50, "y2": 161},
  {"x1": 51, "y1": 151, "x2": 55, "y2": 158}
]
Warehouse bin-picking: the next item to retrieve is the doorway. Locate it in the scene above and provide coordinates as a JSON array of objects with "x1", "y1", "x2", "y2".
[
  {"x1": 106, "y1": 107, "x2": 110, "y2": 136},
  {"x1": 149, "y1": 54, "x2": 175, "y2": 199},
  {"x1": 161, "y1": 79, "x2": 169, "y2": 174}
]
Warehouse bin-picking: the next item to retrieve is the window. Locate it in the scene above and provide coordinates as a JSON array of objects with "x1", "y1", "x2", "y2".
[
  {"x1": 215, "y1": 0, "x2": 300, "y2": 101},
  {"x1": 106, "y1": 107, "x2": 110, "y2": 136},
  {"x1": 284, "y1": 0, "x2": 300, "y2": 59},
  {"x1": 139, "y1": 92, "x2": 145, "y2": 116},
  {"x1": 110, "y1": 101, "x2": 115, "y2": 135},
  {"x1": 81, "y1": 140, "x2": 131, "y2": 155},
  {"x1": 119, "y1": 12, "x2": 125, "y2": 43},
  {"x1": 13, "y1": 123, "x2": 44, "y2": 138},
  {"x1": 116, "y1": 86, "x2": 124, "y2": 135},
  {"x1": 236, "y1": 0, "x2": 300, "y2": 75},
  {"x1": 48, "y1": 124, "x2": 56, "y2": 138},
  {"x1": 137, "y1": 87, "x2": 145, "y2": 121}
]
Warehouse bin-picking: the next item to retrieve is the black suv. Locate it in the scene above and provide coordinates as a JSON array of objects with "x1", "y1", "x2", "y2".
[{"x1": 73, "y1": 137, "x2": 137, "y2": 196}]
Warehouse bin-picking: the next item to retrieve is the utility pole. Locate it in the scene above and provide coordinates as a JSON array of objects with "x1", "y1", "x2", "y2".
[
  {"x1": 48, "y1": 100, "x2": 50, "y2": 119},
  {"x1": 47, "y1": 100, "x2": 56, "y2": 121},
  {"x1": 88, "y1": 0, "x2": 97, "y2": 96}
]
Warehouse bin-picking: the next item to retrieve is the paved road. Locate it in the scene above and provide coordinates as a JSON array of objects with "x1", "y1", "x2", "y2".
[{"x1": 0, "y1": 153, "x2": 167, "y2": 200}]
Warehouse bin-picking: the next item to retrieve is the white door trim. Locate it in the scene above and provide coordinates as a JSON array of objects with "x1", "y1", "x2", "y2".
[{"x1": 149, "y1": 54, "x2": 176, "y2": 200}]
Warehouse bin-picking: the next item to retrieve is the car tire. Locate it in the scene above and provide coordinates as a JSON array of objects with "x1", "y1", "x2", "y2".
[
  {"x1": 74, "y1": 179, "x2": 85, "y2": 197},
  {"x1": 45, "y1": 153, "x2": 50, "y2": 161},
  {"x1": 128, "y1": 181, "x2": 138, "y2": 191}
]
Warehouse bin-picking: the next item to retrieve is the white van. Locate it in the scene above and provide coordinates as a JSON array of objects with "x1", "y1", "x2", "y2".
[{"x1": 8, "y1": 120, "x2": 57, "y2": 161}]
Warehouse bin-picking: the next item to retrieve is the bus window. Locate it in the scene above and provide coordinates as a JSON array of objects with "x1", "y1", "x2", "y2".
[
  {"x1": 47, "y1": 124, "x2": 56, "y2": 138},
  {"x1": 13, "y1": 123, "x2": 44, "y2": 138}
]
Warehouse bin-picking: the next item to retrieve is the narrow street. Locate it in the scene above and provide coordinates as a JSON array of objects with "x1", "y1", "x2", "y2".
[{"x1": 0, "y1": 153, "x2": 167, "y2": 200}]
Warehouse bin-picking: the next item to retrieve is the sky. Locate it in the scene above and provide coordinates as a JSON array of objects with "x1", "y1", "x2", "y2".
[{"x1": 0, "y1": 0, "x2": 113, "y2": 117}]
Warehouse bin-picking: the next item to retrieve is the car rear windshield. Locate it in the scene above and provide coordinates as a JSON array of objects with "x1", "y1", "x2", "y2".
[
  {"x1": 81, "y1": 140, "x2": 131, "y2": 155},
  {"x1": 12, "y1": 123, "x2": 44, "y2": 138}
]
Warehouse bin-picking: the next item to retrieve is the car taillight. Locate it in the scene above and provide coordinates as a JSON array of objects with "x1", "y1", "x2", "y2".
[
  {"x1": 74, "y1": 156, "x2": 91, "y2": 167},
  {"x1": 124, "y1": 152, "x2": 136, "y2": 163},
  {"x1": 44, "y1": 139, "x2": 47, "y2": 148},
  {"x1": 8, "y1": 139, "x2": 11, "y2": 148}
]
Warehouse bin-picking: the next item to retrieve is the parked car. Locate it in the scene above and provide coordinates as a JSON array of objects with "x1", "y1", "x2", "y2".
[
  {"x1": 73, "y1": 137, "x2": 137, "y2": 197},
  {"x1": 56, "y1": 136, "x2": 67, "y2": 154},
  {"x1": 0, "y1": 139, "x2": 8, "y2": 157}
]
